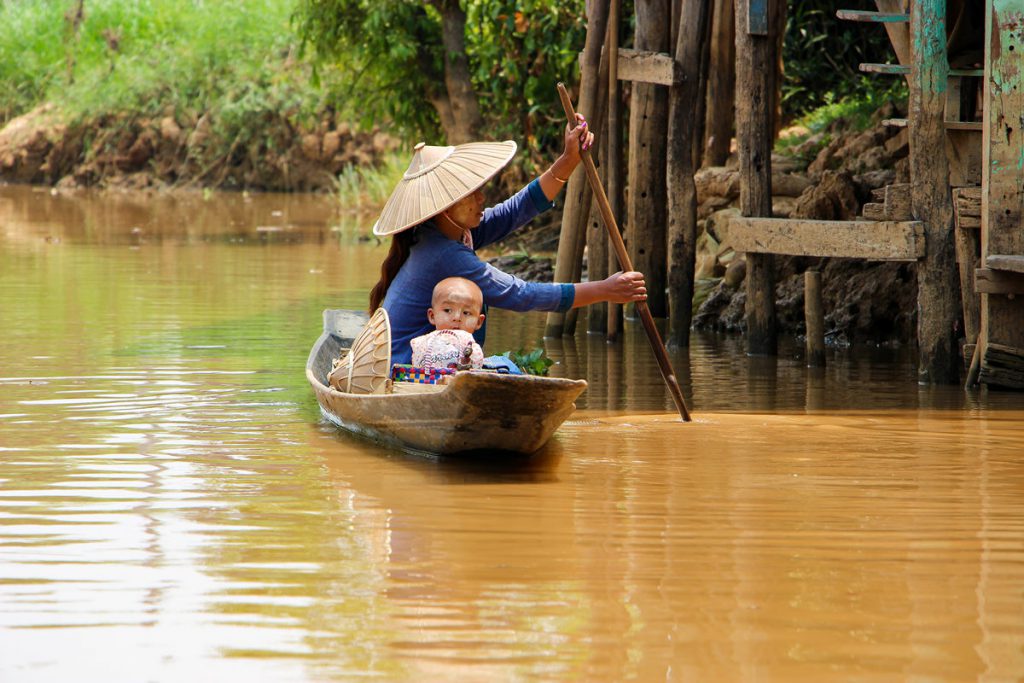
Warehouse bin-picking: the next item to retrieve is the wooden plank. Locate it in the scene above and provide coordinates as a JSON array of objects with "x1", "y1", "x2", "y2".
[
  {"x1": 979, "y1": 343, "x2": 1024, "y2": 389},
  {"x1": 911, "y1": 0, "x2": 959, "y2": 383},
  {"x1": 976, "y1": 268, "x2": 1024, "y2": 294},
  {"x1": 859, "y1": 63, "x2": 983, "y2": 76},
  {"x1": 837, "y1": 9, "x2": 908, "y2": 22},
  {"x1": 616, "y1": 48, "x2": 681, "y2": 85},
  {"x1": 953, "y1": 187, "x2": 982, "y2": 229},
  {"x1": 736, "y1": 0, "x2": 777, "y2": 355},
  {"x1": 730, "y1": 218, "x2": 924, "y2": 260},
  {"x1": 987, "y1": 255, "x2": 1024, "y2": 274}
]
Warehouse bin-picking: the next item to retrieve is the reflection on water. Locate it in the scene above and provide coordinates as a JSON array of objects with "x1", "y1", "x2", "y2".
[{"x1": 1, "y1": 185, "x2": 1023, "y2": 681}]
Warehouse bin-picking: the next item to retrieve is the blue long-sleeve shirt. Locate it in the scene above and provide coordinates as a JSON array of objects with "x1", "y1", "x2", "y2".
[{"x1": 382, "y1": 179, "x2": 575, "y2": 364}]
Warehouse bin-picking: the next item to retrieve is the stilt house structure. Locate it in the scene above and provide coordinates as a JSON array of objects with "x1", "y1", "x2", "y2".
[{"x1": 730, "y1": 0, "x2": 1024, "y2": 388}]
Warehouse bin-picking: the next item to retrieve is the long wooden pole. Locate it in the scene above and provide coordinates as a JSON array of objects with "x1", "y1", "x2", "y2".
[{"x1": 557, "y1": 82, "x2": 692, "y2": 422}]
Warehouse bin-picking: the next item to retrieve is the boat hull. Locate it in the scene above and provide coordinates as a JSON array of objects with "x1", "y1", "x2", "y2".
[{"x1": 306, "y1": 311, "x2": 587, "y2": 455}]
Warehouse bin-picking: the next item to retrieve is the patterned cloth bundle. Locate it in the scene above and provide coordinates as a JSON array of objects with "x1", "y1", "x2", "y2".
[{"x1": 390, "y1": 364, "x2": 456, "y2": 385}]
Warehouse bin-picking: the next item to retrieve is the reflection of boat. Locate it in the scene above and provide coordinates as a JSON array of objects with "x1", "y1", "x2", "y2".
[{"x1": 306, "y1": 310, "x2": 588, "y2": 455}]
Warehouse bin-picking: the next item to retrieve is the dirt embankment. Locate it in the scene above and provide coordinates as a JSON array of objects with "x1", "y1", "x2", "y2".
[{"x1": 0, "y1": 104, "x2": 398, "y2": 192}]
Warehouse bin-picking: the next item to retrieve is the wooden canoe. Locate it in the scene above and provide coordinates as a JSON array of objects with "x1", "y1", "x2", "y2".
[{"x1": 306, "y1": 310, "x2": 588, "y2": 455}]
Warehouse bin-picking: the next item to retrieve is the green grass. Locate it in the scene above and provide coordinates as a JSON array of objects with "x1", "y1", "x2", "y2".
[
  {"x1": 333, "y1": 151, "x2": 406, "y2": 212},
  {"x1": 0, "y1": 0, "x2": 342, "y2": 136}
]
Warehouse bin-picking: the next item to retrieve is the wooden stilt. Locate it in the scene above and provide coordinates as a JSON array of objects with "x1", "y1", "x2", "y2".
[
  {"x1": 736, "y1": 0, "x2": 778, "y2": 355},
  {"x1": 606, "y1": 0, "x2": 624, "y2": 342},
  {"x1": 545, "y1": 1, "x2": 610, "y2": 338},
  {"x1": 627, "y1": 0, "x2": 671, "y2": 319},
  {"x1": 704, "y1": 0, "x2": 735, "y2": 167},
  {"x1": 804, "y1": 270, "x2": 826, "y2": 367},
  {"x1": 910, "y1": 0, "x2": 960, "y2": 383},
  {"x1": 666, "y1": 0, "x2": 710, "y2": 347}
]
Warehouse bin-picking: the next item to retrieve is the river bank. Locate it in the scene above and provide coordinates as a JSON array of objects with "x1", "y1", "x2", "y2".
[{"x1": 0, "y1": 93, "x2": 922, "y2": 347}]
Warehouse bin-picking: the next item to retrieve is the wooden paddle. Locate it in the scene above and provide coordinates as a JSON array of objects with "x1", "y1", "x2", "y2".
[{"x1": 557, "y1": 82, "x2": 692, "y2": 422}]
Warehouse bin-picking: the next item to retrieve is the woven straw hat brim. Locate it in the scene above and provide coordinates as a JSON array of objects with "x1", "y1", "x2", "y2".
[{"x1": 373, "y1": 141, "x2": 517, "y2": 236}]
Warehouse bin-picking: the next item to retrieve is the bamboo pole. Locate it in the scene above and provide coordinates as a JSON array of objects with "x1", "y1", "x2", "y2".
[{"x1": 558, "y1": 82, "x2": 692, "y2": 422}]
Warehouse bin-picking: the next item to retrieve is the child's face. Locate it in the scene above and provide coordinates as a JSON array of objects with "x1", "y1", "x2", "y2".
[{"x1": 428, "y1": 286, "x2": 484, "y2": 333}]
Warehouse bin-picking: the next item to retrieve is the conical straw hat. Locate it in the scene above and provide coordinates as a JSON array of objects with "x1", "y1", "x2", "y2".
[
  {"x1": 372, "y1": 140, "x2": 517, "y2": 236},
  {"x1": 327, "y1": 308, "x2": 391, "y2": 394}
]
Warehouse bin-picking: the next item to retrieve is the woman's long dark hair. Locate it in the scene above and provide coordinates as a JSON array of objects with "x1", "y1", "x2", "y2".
[{"x1": 368, "y1": 229, "x2": 416, "y2": 313}]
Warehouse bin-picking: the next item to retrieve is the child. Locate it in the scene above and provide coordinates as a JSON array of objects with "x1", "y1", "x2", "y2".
[{"x1": 410, "y1": 277, "x2": 486, "y2": 371}]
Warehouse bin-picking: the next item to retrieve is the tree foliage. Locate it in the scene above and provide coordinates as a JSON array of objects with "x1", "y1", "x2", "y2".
[
  {"x1": 295, "y1": 0, "x2": 586, "y2": 172},
  {"x1": 781, "y1": 0, "x2": 901, "y2": 118}
]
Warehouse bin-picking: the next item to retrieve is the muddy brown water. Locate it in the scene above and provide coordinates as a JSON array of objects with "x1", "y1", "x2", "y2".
[{"x1": 1, "y1": 185, "x2": 1022, "y2": 681}]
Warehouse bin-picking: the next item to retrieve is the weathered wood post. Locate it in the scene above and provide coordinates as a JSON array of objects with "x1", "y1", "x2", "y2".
[
  {"x1": 566, "y1": 23, "x2": 611, "y2": 336},
  {"x1": 628, "y1": 0, "x2": 671, "y2": 319},
  {"x1": 977, "y1": 0, "x2": 1024, "y2": 388},
  {"x1": 545, "y1": 1, "x2": 610, "y2": 338},
  {"x1": 735, "y1": 0, "x2": 778, "y2": 355},
  {"x1": 666, "y1": 0, "x2": 711, "y2": 346},
  {"x1": 587, "y1": 111, "x2": 611, "y2": 335},
  {"x1": 804, "y1": 269, "x2": 826, "y2": 367},
  {"x1": 910, "y1": 0, "x2": 959, "y2": 383},
  {"x1": 704, "y1": 0, "x2": 735, "y2": 167},
  {"x1": 606, "y1": 0, "x2": 625, "y2": 341}
]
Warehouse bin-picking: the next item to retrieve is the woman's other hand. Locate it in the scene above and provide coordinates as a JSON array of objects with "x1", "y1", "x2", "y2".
[{"x1": 602, "y1": 271, "x2": 647, "y2": 304}]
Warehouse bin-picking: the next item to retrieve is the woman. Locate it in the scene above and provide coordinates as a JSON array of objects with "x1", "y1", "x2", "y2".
[{"x1": 369, "y1": 115, "x2": 646, "y2": 364}]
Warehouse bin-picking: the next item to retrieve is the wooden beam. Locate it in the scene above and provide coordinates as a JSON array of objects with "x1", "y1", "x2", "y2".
[
  {"x1": 975, "y1": 268, "x2": 1024, "y2": 294},
  {"x1": 836, "y1": 10, "x2": 908, "y2": 22},
  {"x1": 616, "y1": 48, "x2": 681, "y2": 85},
  {"x1": 730, "y1": 218, "x2": 924, "y2": 259},
  {"x1": 987, "y1": 255, "x2": 1024, "y2": 274}
]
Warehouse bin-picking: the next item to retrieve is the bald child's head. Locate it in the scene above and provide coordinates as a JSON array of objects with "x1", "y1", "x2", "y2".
[{"x1": 428, "y1": 277, "x2": 485, "y2": 333}]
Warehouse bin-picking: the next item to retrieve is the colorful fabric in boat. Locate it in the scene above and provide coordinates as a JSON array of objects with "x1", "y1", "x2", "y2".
[{"x1": 390, "y1": 364, "x2": 455, "y2": 384}]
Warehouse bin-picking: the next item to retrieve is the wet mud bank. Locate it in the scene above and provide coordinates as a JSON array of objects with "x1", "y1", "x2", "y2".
[{"x1": 0, "y1": 103, "x2": 398, "y2": 192}]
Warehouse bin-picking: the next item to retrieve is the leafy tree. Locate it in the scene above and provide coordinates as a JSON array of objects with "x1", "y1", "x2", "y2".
[{"x1": 295, "y1": 0, "x2": 586, "y2": 168}]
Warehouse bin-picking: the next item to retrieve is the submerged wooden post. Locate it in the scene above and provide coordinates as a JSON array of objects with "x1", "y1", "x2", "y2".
[
  {"x1": 545, "y1": 0, "x2": 610, "y2": 338},
  {"x1": 628, "y1": 0, "x2": 671, "y2": 319},
  {"x1": 804, "y1": 270, "x2": 825, "y2": 367},
  {"x1": 666, "y1": 0, "x2": 711, "y2": 346},
  {"x1": 910, "y1": 0, "x2": 959, "y2": 383},
  {"x1": 736, "y1": 0, "x2": 778, "y2": 355},
  {"x1": 606, "y1": 0, "x2": 624, "y2": 341}
]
